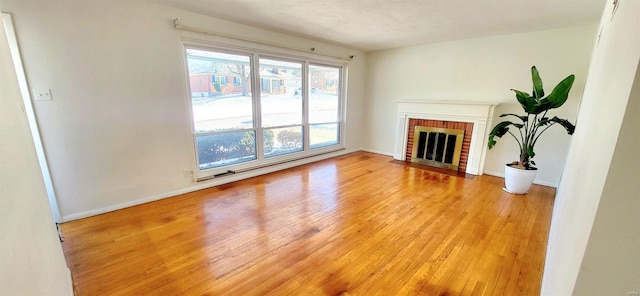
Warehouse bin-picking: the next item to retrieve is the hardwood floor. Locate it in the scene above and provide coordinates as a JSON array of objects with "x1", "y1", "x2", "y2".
[{"x1": 61, "y1": 151, "x2": 555, "y2": 295}]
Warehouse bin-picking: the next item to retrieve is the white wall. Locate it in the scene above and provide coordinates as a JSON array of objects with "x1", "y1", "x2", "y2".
[
  {"x1": 541, "y1": 0, "x2": 640, "y2": 294},
  {"x1": 573, "y1": 63, "x2": 640, "y2": 295},
  {"x1": 0, "y1": 13, "x2": 71, "y2": 295},
  {"x1": 364, "y1": 25, "x2": 597, "y2": 186},
  {"x1": 0, "y1": 0, "x2": 366, "y2": 220}
]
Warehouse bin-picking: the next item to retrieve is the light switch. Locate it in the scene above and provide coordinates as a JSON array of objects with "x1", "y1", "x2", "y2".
[{"x1": 33, "y1": 88, "x2": 52, "y2": 101}]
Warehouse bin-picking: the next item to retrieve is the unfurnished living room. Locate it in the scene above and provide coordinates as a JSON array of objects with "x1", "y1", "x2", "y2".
[{"x1": 1, "y1": 0, "x2": 639, "y2": 295}]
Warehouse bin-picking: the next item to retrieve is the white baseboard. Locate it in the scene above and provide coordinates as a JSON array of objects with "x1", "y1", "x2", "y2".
[
  {"x1": 360, "y1": 148, "x2": 394, "y2": 157},
  {"x1": 483, "y1": 170, "x2": 558, "y2": 188},
  {"x1": 67, "y1": 267, "x2": 74, "y2": 295},
  {"x1": 62, "y1": 149, "x2": 359, "y2": 222}
]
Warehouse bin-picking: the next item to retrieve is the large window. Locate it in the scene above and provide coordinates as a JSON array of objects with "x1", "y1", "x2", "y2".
[{"x1": 185, "y1": 45, "x2": 344, "y2": 176}]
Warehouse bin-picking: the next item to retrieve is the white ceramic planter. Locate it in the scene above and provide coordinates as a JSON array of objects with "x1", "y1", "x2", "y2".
[{"x1": 504, "y1": 164, "x2": 537, "y2": 194}]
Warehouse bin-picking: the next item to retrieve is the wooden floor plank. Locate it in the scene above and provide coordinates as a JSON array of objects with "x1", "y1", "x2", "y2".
[{"x1": 61, "y1": 151, "x2": 555, "y2": 295}]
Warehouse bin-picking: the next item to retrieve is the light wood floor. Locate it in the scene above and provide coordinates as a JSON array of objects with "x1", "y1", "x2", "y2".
[{"x1": 61, "y1": 151, "x2": 555, "y2": 295}]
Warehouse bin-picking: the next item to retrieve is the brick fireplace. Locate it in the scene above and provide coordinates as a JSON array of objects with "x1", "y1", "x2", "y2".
[
  {"x1": 406, "y1": 119, "x2": 473, "y2": 173},
  {"x1": 394, "y1": 101, "x2": 498, "y2": 175}
]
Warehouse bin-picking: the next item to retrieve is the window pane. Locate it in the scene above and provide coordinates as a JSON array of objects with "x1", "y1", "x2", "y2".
[
  {"x1": 309, "y1": 65, "x2": 340, "y2": 123},
  {"x1": 187, "y1": 49, "x2": 253, "y2": 132},
  {"x1": 196, "y1": 132, "x2": 256, "y2": 169},
  {"x1": 310, "y1": 123, "x2": 339, "y2": 148},
  {"x1": 264, "y1": 126, "x2": 303, "y2": 157},
  {"x1": 259, "y1": 58, "x2": 302, "y2": 127}
]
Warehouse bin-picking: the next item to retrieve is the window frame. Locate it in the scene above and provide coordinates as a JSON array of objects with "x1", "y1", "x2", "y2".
[{"x1": 183, "y1": 42, "x2": 347, "y2": 180}]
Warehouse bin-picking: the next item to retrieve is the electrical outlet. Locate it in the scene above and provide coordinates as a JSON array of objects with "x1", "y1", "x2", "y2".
[
  {"x1": 183, "y1": 169, "x2": 192, "y2": 178},
  {"x1": 33, "y1": 88, "x2": 52, "y2": 101}
]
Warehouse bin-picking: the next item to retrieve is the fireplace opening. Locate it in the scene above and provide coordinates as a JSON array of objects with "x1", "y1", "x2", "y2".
[{"x1": 411, "y1": 126, "x2": 464, "y2": 171}]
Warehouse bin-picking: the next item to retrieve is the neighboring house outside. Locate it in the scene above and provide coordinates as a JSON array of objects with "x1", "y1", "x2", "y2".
[
  {"x1": 260, "y1": 67, "x2": 298, "y2": 95},
  {"x1": 190, "y1": 66, "x2": 300, "y2": 98},
  {"x1": 189, "y1": 72, "x2": 245, "y2": 97}
]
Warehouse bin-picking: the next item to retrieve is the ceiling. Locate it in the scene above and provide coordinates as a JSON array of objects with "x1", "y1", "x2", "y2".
[{"x1": 151, "y1": 0, "x2": 606, "y2": 52}]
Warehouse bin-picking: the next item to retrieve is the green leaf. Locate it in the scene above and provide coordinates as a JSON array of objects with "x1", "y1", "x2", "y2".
[
  {"x1": 531, "y1": 66, "x2": 544, "y2": 100},
  {"x1": 487, "y1": 121, "x2": 524, "y2": 149},
  {"x1": 512, "y1": 89, "x2": 537, "y2": 113},
  {"x1": 536, "y1": 117, "x2": 548, "y2": 126},
  {"x1": 489, "y1": 121, "x2": 511, "y2": 138},
  {"x1": 499, "y1": 113, "x2": 528, "y2": 123},
  {"x1": 527, "y1": 146, "x2": 535, "y2": 158},
  {"x1": 541, "y1": 74, "x2": 575, "y2": 109},
  {"x1": 531, "y1": 100, "x2": 554, "y2": 114},
  {"x1": 488, "y1": 138, "x2": 497, "y2": 149},
  {"x1": 540, "y1": 116, "x2": 576, "y2": 135}
]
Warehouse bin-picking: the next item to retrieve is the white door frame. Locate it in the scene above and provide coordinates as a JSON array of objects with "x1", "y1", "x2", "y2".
[{"x1": 2, "y1": 12, "x2": 62, "y2": 223}]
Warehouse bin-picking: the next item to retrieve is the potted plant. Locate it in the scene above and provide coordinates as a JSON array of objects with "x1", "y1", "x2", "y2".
[{"x1": 488, "y1": 66, "x2": 576, "y2": 194}]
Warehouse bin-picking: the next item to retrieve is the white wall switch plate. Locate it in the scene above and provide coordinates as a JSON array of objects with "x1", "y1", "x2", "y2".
[{"x1": 33, "y1": 88, "x2": 52, "y2": 101}]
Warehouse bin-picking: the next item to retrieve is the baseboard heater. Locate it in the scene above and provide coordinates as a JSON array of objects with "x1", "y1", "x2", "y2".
[
  {"x1": 213, "y1": 170, "x2": 236, "y2": 178},
  {"x1": 196, "y1": 148, "x2": 346, "y2": 182}
]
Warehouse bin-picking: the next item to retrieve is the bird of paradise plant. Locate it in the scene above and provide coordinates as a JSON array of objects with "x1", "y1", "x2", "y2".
[{"x1": 488, "y1": 66, "x2": 576, "y2": 169}]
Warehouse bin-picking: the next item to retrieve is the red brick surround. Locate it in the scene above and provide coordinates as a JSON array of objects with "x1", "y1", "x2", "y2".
[{"x1": 406, "y1": 119, "x2": 474, "y2": 173}]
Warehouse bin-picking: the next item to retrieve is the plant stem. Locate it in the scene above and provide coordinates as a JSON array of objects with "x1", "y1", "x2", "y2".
[
  {"x1": 518, "y1": 126, "x2": 526, "y2": 147},
  {"x1": 532, "y1": 110, "x2": 550, "y2": 143},
  {"x1": 532, "y1": 122, "x2": 556, "y2": 147},
  {"x1": 507, "y1": 130, "x2": 522, "y2": 148},
  {"x1": 529, "y1": 113, "x2": 538, "y2": 147}
]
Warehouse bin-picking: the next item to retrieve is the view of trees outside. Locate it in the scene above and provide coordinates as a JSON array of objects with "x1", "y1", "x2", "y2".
[{"x1": 186, "y1": 48, "x2": 340, "y2": 169}]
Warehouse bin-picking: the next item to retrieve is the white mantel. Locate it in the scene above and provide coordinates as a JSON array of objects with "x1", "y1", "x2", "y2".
[{"x1": 394, "y1": 101, "x2": 499, "y2": 175}]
